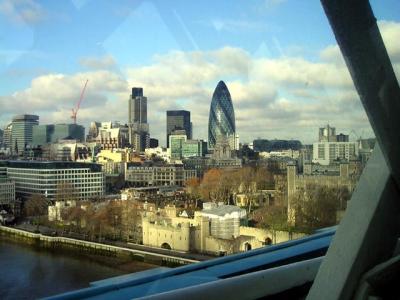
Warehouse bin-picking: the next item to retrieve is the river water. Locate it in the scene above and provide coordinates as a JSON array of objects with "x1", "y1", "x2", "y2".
[{"x1": 0, "y1": 238, "x2": 155, "y2": 299}]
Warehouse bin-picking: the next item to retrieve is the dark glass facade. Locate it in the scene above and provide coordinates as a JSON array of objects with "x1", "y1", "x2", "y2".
[
  {"x1": 208, "y1": 81, "x2": 236, "y2": 149},
  {"x1": 166, "y1": 110, "x2": 191, "y2": 147},
  {"x1": 129, "y1": 87, "x2": 147, "y2": 124},
  {"x1": 32, "y1": 124, "x2": 85, "y2": 146},
  {"x1": 11, "y1": 114, "x2": 39, "y2": 154},
  {"x1": 252, "y1": 139, "x2": 302, "y2": 152}
]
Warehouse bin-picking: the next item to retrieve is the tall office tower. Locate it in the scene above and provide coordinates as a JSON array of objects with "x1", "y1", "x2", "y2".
[
  {"x1": 129, "y1": 87, "x2": 149, "y2": 152},
  {"x1": 11, "y1": 114, "x2": 39, "y2": 154},
  {"x1": 166, "y1": 110, "x2": 191, "y2": 148},
  {"x1": 319, "y1": 124, "x2": 337, "y2": 142},
  {"x1": 208, "y1": 80, "x2": 236, "y2": 150},
  {"x1": 0, "y1": 129, "x2": 3, "y2": 147}
]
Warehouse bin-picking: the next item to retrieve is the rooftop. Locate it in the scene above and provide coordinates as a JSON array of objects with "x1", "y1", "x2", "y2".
[{"x1": 202, "y1": 205, "x2": 245, "y2": 217}]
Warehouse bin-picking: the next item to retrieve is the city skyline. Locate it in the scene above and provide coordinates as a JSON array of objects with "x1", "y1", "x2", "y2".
[{"x1": 0, "y1": 1, "x2": 399, "y2": 145}]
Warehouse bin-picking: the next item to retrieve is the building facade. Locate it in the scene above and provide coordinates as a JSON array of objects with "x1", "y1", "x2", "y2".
[
  {"x1": 319, "y1": 124, "x2": 350, "y2": 143},
  {"x1": 319, "y1": 124, "x2": 337, "y2": 142},
  {"x1": 141, "y1": 204, "x2": 297, "y2": 255},
  {"x1": 166, "y1": 110, "x2": 191, "y2": 147},
  {"x1": 125, "y1": 164, "x2": 197, "y2": 187},
  {"x1": 11, "y1": 114, "x2": 39, "y2": 155},
  {"x1": 0, "y1": 179, "x2": 15, "y2": 206},
  {"x1": 4, "y1": 161, "x2": 104, "y2": 201},
  {"x1": 312, "y1": 141, "x2": 358, "y2": 165},
  {"x1": 208, "y1": 81, "x2": 236, "y2": 150},
  {"x1": 169, "y1": 133, "x2": 187, "y2": 161},
  {"x1": 129, "y1": 87, "x2": 149, "y2": 152},
  {"x1": 32, "y1": 124, "x2": 85, "y2": 146},
  {"x1": 3, "y1": 123, "x2": 12, "y2": 149},
  {"x1": 182, "y1": 140, "x2": 207, "y2": 158},
  {"x1": 253, "y1": 139, "x2": 302, "y2": 152}
]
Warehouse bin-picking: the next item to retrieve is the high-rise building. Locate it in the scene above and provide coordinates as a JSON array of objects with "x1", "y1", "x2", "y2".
[
  {"x1": 208, "y1": 81, "x2": 236, "y2": 150},
  {"x1": 129, "y1": 87, "x2": 147, "y2": 124},
  {"x1": 169, "y1": 133, "x2": 187, "y2": 161},
  {"x1": 336, "y1": 133, "x2": 350, "y2": 142},
  {"x1": 0, "y1": 129, "x2": 3, "y2": 147},
  {"x1": 32, "y1": 124, "x2": 85, "y2": 146},
  {"x1": 319, "y1": 124, "x2": 336, "y2": 142},
  {"x1": 166, "y1": 110, "x2": 191, "y2": 147},
  {"x1": 312, "y1": 141, "x2": 359, "y2": 165},
  {"x1": 129, "y1": 87, "x2": 149, "y2": 152},
  {"x1": 11, "y1": 114, "x2": 39, "y2": 154}
]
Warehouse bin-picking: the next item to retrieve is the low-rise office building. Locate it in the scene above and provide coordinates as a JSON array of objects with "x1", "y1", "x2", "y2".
[
  {"x1": 125, "y1": 163, "x2": 197, "y2": 187},
  {"x1": 4, "y1": 161, "x2": 104, "y2": 201}
]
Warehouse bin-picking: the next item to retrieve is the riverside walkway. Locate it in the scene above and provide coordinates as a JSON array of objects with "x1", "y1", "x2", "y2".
[{"x1": 0, "y1": 225, "x2": 200, "y2": 265}]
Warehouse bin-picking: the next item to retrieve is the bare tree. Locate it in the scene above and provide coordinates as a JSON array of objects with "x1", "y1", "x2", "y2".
[
  {"x1": 24, "y1": 194, "x2": 50, "y2": 230},
  {"x1": 199, "y1": 168, "x2": 223, "y2": 202},
  {"x1": 55, "y1": 182, "x2": 79, "y2": 202},
  {"x1": 61, "y1": 205, "x2": 86, "y2": 232}
]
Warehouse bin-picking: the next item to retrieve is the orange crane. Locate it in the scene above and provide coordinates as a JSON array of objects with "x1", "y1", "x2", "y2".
[{"x1": 71, "y1": 79, "x2": 89, "y2": 124}]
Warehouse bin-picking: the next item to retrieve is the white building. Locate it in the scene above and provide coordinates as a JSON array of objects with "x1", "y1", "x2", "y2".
[
  {"x1": 145, "y1": 147, "x2": 170, "y2": 162},
  {"x1": 198, "y1": 204, "x2": 247, "y2": 239},
  {"x1": 312, "y1": 142, "x2": 358, "y2": 165},
  {"x1": 5, "y1": 161, "x2": 105, "y2": 201},
  {"x1": 48, "y1": 200, "x2": 77, "y2": 222}
]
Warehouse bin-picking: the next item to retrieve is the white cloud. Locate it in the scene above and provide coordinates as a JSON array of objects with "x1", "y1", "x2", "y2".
[
  {"x1": 79, "y1": 55, "x2": 117, "y2": 70},
  {"x1": 210, "y1": 19, "x2": 268, "y2": 33},
  {"x1": 0, "y1": 70, "x2": 128, "y2": 125},
  {"x1": 0, "y1": 0, "x2": 46, "y2": 25},
  {"x1": 2, "y1": 20, "x2": 400, "y2": 145},
  {"x1": 379, "y1": 20, "x2": 400, "y2": 63}
]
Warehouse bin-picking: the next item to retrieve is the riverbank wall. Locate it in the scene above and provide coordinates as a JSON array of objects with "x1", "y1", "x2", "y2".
[{"x1": 0, "y1": 226, "x2": 198, "y2": 267}]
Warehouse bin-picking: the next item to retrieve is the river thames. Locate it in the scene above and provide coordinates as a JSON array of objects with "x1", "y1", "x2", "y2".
[{"x1": 0, "y1": 238, "x2": 155, "y2": 299}]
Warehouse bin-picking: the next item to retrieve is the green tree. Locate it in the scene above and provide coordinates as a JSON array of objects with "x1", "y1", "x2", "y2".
[
  {"x1": 253, "y1": 205, "x2": 288, "y2": 232},
  {"x1": 290, "y1": 184, "x2": 346, "y2": 232}
]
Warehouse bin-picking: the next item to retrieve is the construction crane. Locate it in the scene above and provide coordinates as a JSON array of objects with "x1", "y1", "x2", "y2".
[{"x1": 71, "y1": 79, "x2": 89, "y2": 124}]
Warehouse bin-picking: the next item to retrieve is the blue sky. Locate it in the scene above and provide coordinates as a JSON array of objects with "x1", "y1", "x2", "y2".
[{"x1": 1, "y1": 0, "x2": 399, "y2": 145}]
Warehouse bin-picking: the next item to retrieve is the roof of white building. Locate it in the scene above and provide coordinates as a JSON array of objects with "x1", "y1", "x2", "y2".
[{"x1": 202, "y1": 205, "x2": 246, "y2": 218}]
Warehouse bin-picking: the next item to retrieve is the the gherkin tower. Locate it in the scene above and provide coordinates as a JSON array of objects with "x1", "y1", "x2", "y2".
[{"x1": 208, "y1": 80, "x2": 236, "y2": 149}]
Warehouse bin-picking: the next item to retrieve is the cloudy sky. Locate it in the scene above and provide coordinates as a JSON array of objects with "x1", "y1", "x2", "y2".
[{"x1": 1, "y1": 0, "x2": 399, "y2": 146}]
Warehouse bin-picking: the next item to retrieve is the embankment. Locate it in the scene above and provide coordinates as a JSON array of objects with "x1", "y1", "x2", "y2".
[{"x1": 0, "y1": 226, "x2": 197, "y2": 268}]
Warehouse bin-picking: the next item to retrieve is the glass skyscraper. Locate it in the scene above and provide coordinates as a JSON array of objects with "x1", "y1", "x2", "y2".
[
  {"x1": 208, "y1": 81, "x2": 236, "y2": 149},
  {"x1": 11, "y1": 114, "x2": 39, "y2": 154},
  {"x1": 166, "y1": 110, "x2": 191, "y2": 148},
  {"x1": 129, "y1": 87, "x2": 149, "y2": 152}
]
